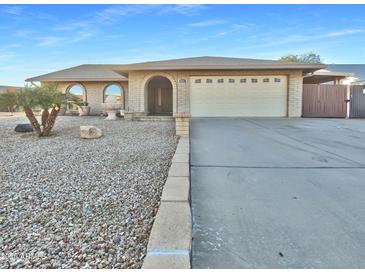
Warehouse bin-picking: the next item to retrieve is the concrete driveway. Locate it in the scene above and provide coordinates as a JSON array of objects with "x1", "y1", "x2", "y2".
[{"x1": 191, "y1": 118, "x2": 365, "y2": 268}]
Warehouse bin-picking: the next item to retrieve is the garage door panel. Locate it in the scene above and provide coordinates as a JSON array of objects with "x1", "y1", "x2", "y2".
[{"x1": 190, "y1": 76, "x2": 287, "y2": 117}]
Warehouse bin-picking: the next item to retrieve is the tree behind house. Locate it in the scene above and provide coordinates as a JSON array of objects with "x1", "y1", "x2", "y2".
[{"x1": 279, "y1": 52, "x2": 322, "y2": 64}]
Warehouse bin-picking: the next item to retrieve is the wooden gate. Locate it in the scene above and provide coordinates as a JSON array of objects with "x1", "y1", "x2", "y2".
[
  {"x1": 350, "y1": 85, "x2": 365, "y2": 118},
  {"x1": 302, "y1": 84, "x2": 347, "y2": 118}
]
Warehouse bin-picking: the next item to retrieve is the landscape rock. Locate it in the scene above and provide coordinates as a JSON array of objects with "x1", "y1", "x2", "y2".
[
  {"x1": 14, "y1": 124, "x2": 33, "y2": 133},
  {"x1": 0, "y1": 116, "x2": 178, "y2": 269},
  {"x1": 80, "y1": 126, "x2": 103, "y2": 139}
]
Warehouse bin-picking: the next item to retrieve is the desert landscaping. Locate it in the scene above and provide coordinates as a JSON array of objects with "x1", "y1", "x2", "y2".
[{"x1": 0, "y1": 116, "x2": 178, "y2": 268}]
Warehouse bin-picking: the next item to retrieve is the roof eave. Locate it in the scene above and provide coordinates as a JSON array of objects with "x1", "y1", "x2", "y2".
[
  {"x1": 25, "y1": 78, "x2": 128, "y2": 82},
  {"x1": 117, "y1": 64, "x2": 326, "y2": 72}
]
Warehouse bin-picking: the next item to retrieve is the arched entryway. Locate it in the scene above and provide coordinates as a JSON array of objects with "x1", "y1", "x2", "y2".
[{"x1": 146, "y1": 76, "x2": 173, "y2": 116}]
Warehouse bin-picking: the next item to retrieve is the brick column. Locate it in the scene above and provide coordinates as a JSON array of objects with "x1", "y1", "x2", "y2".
[{"x1": 174, "y1": 113, "x2": 190, "y2": 136}]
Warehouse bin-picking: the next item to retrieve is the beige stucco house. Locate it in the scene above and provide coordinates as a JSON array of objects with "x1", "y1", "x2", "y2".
[{"x1": 26, "y1": 56, "x2": 325, "y2": 135}]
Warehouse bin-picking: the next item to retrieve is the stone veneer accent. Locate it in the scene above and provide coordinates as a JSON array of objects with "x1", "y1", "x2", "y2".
[{"x1": 175, "y1": 113, "x2": 190, "y2": 137}]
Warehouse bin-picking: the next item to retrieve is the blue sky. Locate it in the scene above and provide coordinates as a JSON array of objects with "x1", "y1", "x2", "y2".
[{"x1": 1, "y1": 4, "x2": 365, "y2": 86}]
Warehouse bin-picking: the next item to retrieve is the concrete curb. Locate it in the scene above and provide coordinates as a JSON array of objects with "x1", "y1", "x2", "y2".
[{"x1": 142, "y1": 136, "x2": 191, "y2": 269}]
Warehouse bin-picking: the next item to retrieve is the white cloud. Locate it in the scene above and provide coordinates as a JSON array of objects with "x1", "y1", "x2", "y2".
[
  {"x1": 213, "y1": 23, "x2": 252, "y2": 37},
  {"x1": 1, "y1": 44, "x2": 20, "y2": 50},
  {"x1": 37, "y1": 36, "x2": 66, "y2": 47},
  {"x1": 53, "y1": 21, "x2": 92, "y2": 32},
  {"x1": 13, "y1": 30, "x2": 34, "y2": 38},
  {"x1": 160, "y1": 5, "x2": 205, "y2": 16},
  {"x1": 95, "y1": 5, "x2": 155, "y2": 23},
  {"x1": 0, "y1": 53, "x2": 15, "y2": 61},
  {"x1": 324, "y1": 29, "x2": 365, "y2": 38},
  {"x1": 95, "y1": 4, "x2": 205, "y2": 23},
  {"x1": 189, "y1": 19, "x2": 225, "y2": 27},
  {"x1": 1, "y1": 6, "x2": 25, "y2": 16},
  {"x1": 37, "y1": 30, "x2": 95, "y2": 47},
  {"x1": 264, "y1": 28, "x2": 365, "y2": 47},
  {"x1": 0, "y1": 44, "x2": 20, "y2": 61},
  {"x1": 71, "y1": 31, "x2": 95, "y2": 43}
]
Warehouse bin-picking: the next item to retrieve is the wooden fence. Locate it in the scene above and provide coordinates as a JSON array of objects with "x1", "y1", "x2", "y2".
[
  {"x1": 350, "y1": 85, "x2": 365, "y2": 118},
  {"x1": 302, "y1": 84, "x2": 347, "y2": 118}
]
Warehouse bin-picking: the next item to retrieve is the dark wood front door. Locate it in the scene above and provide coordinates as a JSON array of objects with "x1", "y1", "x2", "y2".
[{"x1": 148, "y1": 87, "x2": 172, "y2": 115}]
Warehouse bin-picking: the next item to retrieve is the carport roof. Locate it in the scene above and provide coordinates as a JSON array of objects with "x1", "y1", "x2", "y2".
[
  {"x1": 303, "y1": 69, "x2": 355, "y2": 84},
  {"x1": 26, "y1": 56, "x2": 326, "y2": 82}
]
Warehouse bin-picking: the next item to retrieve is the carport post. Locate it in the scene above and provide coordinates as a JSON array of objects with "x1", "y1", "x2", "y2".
[{"x1": 346, "y1": 85, "x2": 351, "y2": 119}]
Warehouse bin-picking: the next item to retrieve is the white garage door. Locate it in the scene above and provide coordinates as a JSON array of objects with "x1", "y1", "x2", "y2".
[{"x1": 190, "y1": 76, "x2": 287, "y2": 117}]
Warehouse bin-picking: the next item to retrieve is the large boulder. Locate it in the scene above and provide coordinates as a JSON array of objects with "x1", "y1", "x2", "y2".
[
  {"x1": 80, "y1": 126, "x2": 102, "y2": 139},
  {"x1": 14, "y1": 124, "x2": 34, "y2": 133}
]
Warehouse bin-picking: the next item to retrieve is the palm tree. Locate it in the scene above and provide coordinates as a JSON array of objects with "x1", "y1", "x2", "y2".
[{"x1": 0, "y1": 84, "x2": 78, "y2": 137}]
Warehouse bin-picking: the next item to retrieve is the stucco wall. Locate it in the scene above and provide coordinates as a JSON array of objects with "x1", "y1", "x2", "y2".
[
  {"x1": 128, "y1": 70, "x2": 304, "y2": 117},
  {"x1": 45, "y1": 81, "x2": 128, "y2": 115}
]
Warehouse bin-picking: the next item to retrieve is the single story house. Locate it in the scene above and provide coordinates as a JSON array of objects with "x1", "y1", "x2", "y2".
[
  {"x1": 352, "y1": 80, "x2": 365, "y2": 86},
  {"x1": 26, "y1": 56, "x2": 325, "y2": 135},
  {"x1": 327, "y1": 64, "x2": 365, "y2": 84},
  {"x1": 0, "y1": 85, "x2": 21, "y2": 94}
]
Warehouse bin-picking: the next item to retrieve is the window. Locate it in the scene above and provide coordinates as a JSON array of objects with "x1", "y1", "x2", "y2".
[
  {"x1": 179, "y1": 79, "x2": 186, "y2": 84},
  {"x1": 274, "y1": 78, "x2": 281, "y2": 83},
  {"x1": 206, "y1": 79, "x2": 213, "y2": 83},
  {"x1": 251, "y1": 78, "x2": 258, "y2": 83},
  {"x1": 67, "y1": 84, "x2": 86, "y2": 111},
  {"x1": 217, "y1": 78, "x2": 224, "y2": 83},
  {"x1": 195, "y1": 79, "x2": 202, "y2": 84},
  {"x1": 263, "y1": 78, "x2": 270, "y2": 83},
  {"x1": 228, "y1": 79, "x2": 235, "y2": 83},
  {"x1": 104, "y1": 84, "x2": 123, "y2": 107},
  {"x1": 240, "y1": 78, "x2": 247, "y2": 83}
]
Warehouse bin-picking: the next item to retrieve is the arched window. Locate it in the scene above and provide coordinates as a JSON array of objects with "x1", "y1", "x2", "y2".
[
  {"x1": 104, "y1": 84, "x2": 124, "y2": 108},
  {"x1": 67, "y1": 84, "x2": 86, "y2": 111}
]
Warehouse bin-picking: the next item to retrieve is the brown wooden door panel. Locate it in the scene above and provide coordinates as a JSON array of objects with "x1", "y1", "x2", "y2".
[
  {"x1": 148, "y1": 87, "x2": 172, "y2": 115},
  {"x1": 302, "y1": 84, "x2": 347, "y2": 118}
]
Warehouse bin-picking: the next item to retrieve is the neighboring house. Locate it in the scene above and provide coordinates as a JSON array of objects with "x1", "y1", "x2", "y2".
[
  {"x1": 0, "y1": 85, "x2": 21, "y2": 94},
  {"x1": 327, "y1": 64, "x2": 365, "y2": 85},
  {"x1": 303, "y1": 69, "x2": 356, "y2": 85},
  {"x1": 0, "y1": 85, "x2": 21, "y2": 112},
  {"x1": 26, "y1": 56, "x2": 325, "y2": 134},
  {"x1": 352, "y1": 80, "x2": 365, "y2": 85}
]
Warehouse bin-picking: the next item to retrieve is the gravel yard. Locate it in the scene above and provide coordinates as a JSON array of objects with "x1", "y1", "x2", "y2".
[{"x1": 0, "y1": 116, "x2": 178, "y2": 269}]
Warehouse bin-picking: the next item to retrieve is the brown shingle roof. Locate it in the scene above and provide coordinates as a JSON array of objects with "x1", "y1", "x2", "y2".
[
  {"x1": 26, "y1": 65, "x2": 127, "y2": 82},
  {"x1": 115, "y1": 56, "x2": 326, "y2": 71},
  {"x1": 26, "y1": 56, "x2": 326, "y2": 82}
]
